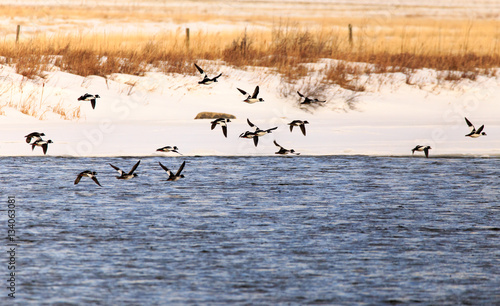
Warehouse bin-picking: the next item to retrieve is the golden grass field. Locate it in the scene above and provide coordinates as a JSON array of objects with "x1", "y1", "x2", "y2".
[{"x1": 1, "y1": 2, "x2": 499, "y2": 87}]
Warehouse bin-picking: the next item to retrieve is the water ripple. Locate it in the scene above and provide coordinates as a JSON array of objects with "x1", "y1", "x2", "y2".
[{"x1": 0, "y1": 156, "x2": 499, "y2": 304}]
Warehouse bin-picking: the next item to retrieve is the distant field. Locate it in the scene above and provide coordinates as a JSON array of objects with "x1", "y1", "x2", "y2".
[{"x1": 0, "y1": 1, "x2": 499, "y2": 89}]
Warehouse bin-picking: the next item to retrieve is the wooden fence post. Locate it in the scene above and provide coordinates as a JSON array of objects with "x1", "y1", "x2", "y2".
[
  {"x1": 185, "y1": 28, "x2": 190, "y2": 50},
  {"x1": 348, "y1": 24, "x2": 353, "y2": 47},
  {"x1": 16, "y1": 25, "x2": 21, "y2": 43}
]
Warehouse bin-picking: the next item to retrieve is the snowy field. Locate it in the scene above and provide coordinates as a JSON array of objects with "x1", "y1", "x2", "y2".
[
  {"x1": 1, "y1": 0, "x2": 499, "y2": 157},
  {"x1": 1, "y1": 61, "x2": 499, "y2": 157},
  {"x1": 2, "y1": 0, "x2": 500, "y2": 39}
]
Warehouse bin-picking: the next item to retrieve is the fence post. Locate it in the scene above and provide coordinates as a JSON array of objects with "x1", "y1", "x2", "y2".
[
  {"x1": 348, "y1": 24, "x2": 353, "y2": 47},
  {"x1": 16, "y1": 25, "x2": 21, "y2": 43},
  {"x1": 185, "y1": 28, "x2": 190, "y2": 50}
]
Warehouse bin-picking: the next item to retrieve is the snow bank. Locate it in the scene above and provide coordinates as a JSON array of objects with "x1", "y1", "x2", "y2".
[{"x1": 1, "y1": 63, "x2": 500, "y2": 157}]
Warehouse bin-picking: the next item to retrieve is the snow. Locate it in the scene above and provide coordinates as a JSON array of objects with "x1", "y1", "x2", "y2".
[{"x1": 1, "y1": 61, "x2": 500, "y2": 157}]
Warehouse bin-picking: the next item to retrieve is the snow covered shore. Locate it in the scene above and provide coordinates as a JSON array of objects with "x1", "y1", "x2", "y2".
[{"x1": 1, "y1": 62, "x2": 499, "y2": 157}]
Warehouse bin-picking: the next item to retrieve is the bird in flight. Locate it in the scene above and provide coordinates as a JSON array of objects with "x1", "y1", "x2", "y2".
[
  {"x1": 159, "y1": 161, "x2": 186, "y2": 181},
  {"x1": 194, "y1": 63, "x2": 222, "y2": 85},
  {"x1": 237, "y1": 86, "x2": 264, "y2": 103},
  {"x1": 109, "y1": 160, "x2": 141, "y2": 180}
]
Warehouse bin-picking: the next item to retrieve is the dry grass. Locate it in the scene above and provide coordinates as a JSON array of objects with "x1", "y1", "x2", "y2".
[
  {"x1": 0, "y1": 8, "x2": 499, "y2": 98},
  {"x1": 53, "y1": 102, "x2": 81, "y2": 120}
]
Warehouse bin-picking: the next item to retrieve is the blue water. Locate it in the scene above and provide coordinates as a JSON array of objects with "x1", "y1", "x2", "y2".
[{"x1": 1, "y1": 156, "x2": 499, "y2": 305}]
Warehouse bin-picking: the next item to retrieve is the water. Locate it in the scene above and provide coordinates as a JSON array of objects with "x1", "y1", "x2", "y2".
[{"x1": 1, "y1": 156, "x2": 499, "y2": 305}]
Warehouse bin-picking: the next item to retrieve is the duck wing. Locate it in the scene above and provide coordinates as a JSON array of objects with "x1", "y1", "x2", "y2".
[
  {"x1": 424, "y1": 147, "x2": 430, "y2": 158},
  {"x1": 109, "y1": 163, "x2": 124, "y2": 176},
  {"x1": 91, "y1": 176, "x2": 102, "y2": 187},
  {"x1": 251, "y1": 86, "x2": 260, "y2": 98},
  {"x1": 237, "y1": 88, "x2": 248, "y2": 96},
  {"x1": 247, "y1": 118, "x2": 258, "y2": 129},
  {"x1": 253, "y1": 136, "x2": 259, "y2": 147},
  {"x1": 194, "y1": 63, "x2": 204, "y2": 74},
  {"x1": 74, "y1": 173, "x2": 83, "y2": 185},
  {"x1": 159, "y1": 162, "x2": 172, "y2": 176},
  {"x1": 464, "y1": 117, "x2": 475, "y2": 132},
  {"x1": 211, "y1": 121, "x2": 218, "y2": 130},
  {"x1": 175, "y1": 161, "x2": 186, "y2": 176},
  {"x1": 300, "y1": 124, "x2": 307, "y2": 136},
  {"x1": 128, "y1": 160, "x2": 141, "y2": 175}
]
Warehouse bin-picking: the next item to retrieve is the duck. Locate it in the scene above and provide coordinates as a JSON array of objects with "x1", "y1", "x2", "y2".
[
  {"x1": 246, "y1": 118, "x2": 277, "y2": 137},
  {"x1": 237, "y1": 86, "x2": 264, "y2": 103},
  {"x1": 194, "y1": 63, "x2": 222, "y2": 85},
  {"x1": 24, "y1": 132, "x2": 45, "y2": 144},
  {"x1": 411, "y1": 145, "x2": 431, "y2": 158},
  {"x1": 288, "y1": 120, "x2": 309, "y2": 136},
  {"x1": 156, "y1": 146, "x2": 182, "y2": 155},
  {"x1": 109, "y1": 160, "x2": 141, "y2": 180},
  {"x1": 31, "y1": 139, "x2": 53, "y2": 155},
  {"x1": 74, "y1": 170, "x2": 102, "y2": 187},
  {"x1": 78, "y1": 93, "x2": 100, "y2": 109},
  {"x1": 159, "y1": 161, "x2": 186, "y2": 181},
  {"x1": 239, "y1": 130, "x2": 259, "y2": 147},
  {"x1": 274, "y1": 140, "x2": 299, "y2": 155},
  {"x1": 465, "y1": 117, "x2": 486, "y2": 138},
  {"x1": 240, "y1": 119, "x2": 277, "y2": 147},
  {"x1": 211, "y1": 118, "x2": 231, "y2": 138},
  {"x1": 297, "y1": 91, "x2": 326, "y2": 104}
]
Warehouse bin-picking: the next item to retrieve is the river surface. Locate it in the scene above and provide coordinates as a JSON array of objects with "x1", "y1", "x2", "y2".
[{"x1": 0, "y1": 156, "x2": 499, "y2": 305}]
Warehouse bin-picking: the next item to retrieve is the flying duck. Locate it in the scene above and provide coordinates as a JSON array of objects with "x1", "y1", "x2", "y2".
[
  {"x1": 156, "y1": 146, "x2": 182, "y2": 155},
  {"x1": 109, "y1": 160, "x2": 141, "y2": 180},
  {"x1": 411, "y1": 145, "x2": 431, "y2": 158},
  {"x1": 239, "y1": 131, "x2": 259, "y2": 147},
  {"x1": 25, "y1": 132, "x2": 45, "y2": 144},
  {"x1": 211, "y1": 118, "x2": 231, "y2": 138},
  {"x1": 274, "y1": 140, "x2": 299, "y2": 155},
  {"x1": 31, "y1": 139, "x2": 53, "y2": 155},
  {"x1": 297, "y1": 91, "x2": 326, "y2": 104},
  {"x1": 465, "y1": 117, "x2": 486, "y2": 138},
  {"x1": 194, "y1": 63, "x2": 222, "y2": 85},
  {"x1": 74, "y1": 170, "x2": 102, "y2": 187},
  {"x1": 159, "y1": 161, "x2": 186, "y2": 181},
  {"x1": 240, "y1": 119, "x2": 277, "y2": 146},
  {"x1": 288, "y1": 120, "x2": 309, "y2": 136},
  {"x1": 247, "y1": 118, "x2": 277, "y2": 135},
  {"x1": 237, "y1": 86, "x2": 264, "y2": 103},
  {"x1": 78, "y1": 93, "x2": 100, "y2": 109}
]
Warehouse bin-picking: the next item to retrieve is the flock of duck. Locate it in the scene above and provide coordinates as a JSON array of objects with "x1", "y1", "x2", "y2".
[{"x1": 22, "y1": 64, "x2": 487, "y2": 186}]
